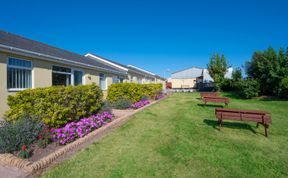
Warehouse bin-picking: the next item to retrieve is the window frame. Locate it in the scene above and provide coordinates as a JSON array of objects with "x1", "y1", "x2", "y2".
[
  {"x1": 99, "y1": 73, "x2": 107, "y2": 90},
  {"x1": 52, "y1": 65, "x2": 85, "y2": 86},
  {"x1": 7, "y1": 57, "x2": 33, "y2": 92},
  {"x1": 72, "y1": 69, "x2": 84, "y2": 86}
]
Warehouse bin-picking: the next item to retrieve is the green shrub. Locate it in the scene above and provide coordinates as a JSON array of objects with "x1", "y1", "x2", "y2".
[
  {"x1": 113, "y1": 98, "x2": 132, "y2": 110},
  {"x1": 236, "y1": 79, "x2": 260, "y2": 99},
  {"x1": 5, "y1": 84, "x2": 103, "y2": 128},
  {"x1": 0, "y1": 116, "x2": 43, "y2": 153},
  {"x1": 220, "y1": 79, "x2": 234, "y2": 91},
  {"x1": 280, "y1": 77, "x2": 288, "y2": 98},
  {"x1": 98, "y1": 101, "x2": 113, "y2": 114},
  {"x1": 107, "y1": 83, "x2": 162, "y2": 103},
  {"x1": 141, "y1": 95, "x2": 150, "y2": 100},
  {"x1": 142, "y1": 84, "x2": 163, "y2": 98}
]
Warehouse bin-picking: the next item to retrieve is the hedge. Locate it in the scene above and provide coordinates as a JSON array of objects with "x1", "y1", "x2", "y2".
[
  {"x1": 107, "y1": 83, "x2": 162, "y2": 103},
  {"x1": 5, "y1": 84, "x2": 103, "y2": 128}
]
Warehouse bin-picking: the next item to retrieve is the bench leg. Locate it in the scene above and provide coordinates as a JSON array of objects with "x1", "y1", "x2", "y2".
[
  {"x1": 218, "y1": 119, "x2": 222, "y2": 129},
  {"x1": 264, "y1": 125, "x2": 269, "y2": 137},
  {"x1": 256, "y1": 122, "x2": 259, "y2": 128}
]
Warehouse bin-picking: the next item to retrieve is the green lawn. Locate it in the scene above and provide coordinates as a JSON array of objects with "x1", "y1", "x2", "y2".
[{"x1": 43, "y1": 93, "x2": 288, "y2": 178}]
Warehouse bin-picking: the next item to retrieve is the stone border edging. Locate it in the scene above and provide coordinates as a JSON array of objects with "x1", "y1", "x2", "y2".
[{"x1": 0, "y1": 96, "x2": 167, "y2": 173}]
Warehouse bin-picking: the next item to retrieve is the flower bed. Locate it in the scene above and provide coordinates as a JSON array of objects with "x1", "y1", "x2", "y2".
[
  {"x1": 130, "y1": 100, "x2": 150, "y2": 109},
  {"x1": 52, "y1": 112, "x2": 112, "y2": 145},
  {"x1": 155, "y1": 93, "x2": 165, "y2": 100}
]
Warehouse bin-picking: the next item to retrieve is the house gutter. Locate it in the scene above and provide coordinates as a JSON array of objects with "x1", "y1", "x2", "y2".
[{"x1": 0, "y1": 44, "x2": 127, "y2": 76}]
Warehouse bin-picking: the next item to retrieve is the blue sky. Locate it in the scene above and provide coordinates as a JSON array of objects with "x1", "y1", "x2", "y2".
[{"x1": 0, "y1": 0, "x2": 287, "y2": 77}]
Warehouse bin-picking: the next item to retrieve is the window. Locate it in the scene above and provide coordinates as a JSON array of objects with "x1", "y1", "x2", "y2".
[
  {"x1": 99, "y1": 73, "x2": 107, "y2": 90},
  {"x1": 52, "y1": 66, "x2": 72, "y2": 86},
  {"x1": 112, "y1": 76, "x2": 119, "y2": 84},
  {"x1": 112, "y1": 76, "x2": 124, "y2": 84},
  {"x1": 138, "y1": 78, "x2": 142, "y2": 84},
  {"x1": 7, "y1": 58, "x2": 32, "y2": 90},
  {"x1": 74, "y1": 70, "x2": 83, "y2": 86}
]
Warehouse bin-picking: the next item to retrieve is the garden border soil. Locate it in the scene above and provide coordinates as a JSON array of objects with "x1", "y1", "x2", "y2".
[{"x1": 0, "y1": 96, "x2": 167, "y2": 176}]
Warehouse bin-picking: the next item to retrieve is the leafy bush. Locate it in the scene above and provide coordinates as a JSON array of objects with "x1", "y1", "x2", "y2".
[
  {"x1": 37, "y1": 126, "x2": 52, "y2": 149},
  {"x1": 5, "y1": 84, "x2": 103, "y2": 128},
  {"x1": 107, "y1": 83, "x2": 162, "y2": 103},
  {"x1": 98, "y1": 101, "x2": 113, "y2": 114},
  {"x1": 113, "y1": 98, "x2": 132, "y2": 110},
  {"x1": 280, "y1": 77, "x2": 288, "y2": 98},
  {"x1": 18, "y1": 145, "x2": 30, "y2": 159},
  {"x1": 236, "y1": 79, "x2": 260, "y2": 99},
  {"x1": 142, "y1": 84, "x2": 163, "y2": 98},
  {"x1": 220, "y1": 79, "x2": 234, "y2": 92},
  {"x1": 0, "y1": 116, "x2": 44, "y2": 153},
  {"x1": 141, "y1": 95, "x2": 150, "y2": 100}
]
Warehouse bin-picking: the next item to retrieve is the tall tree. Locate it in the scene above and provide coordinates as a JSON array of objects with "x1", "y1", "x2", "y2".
[
  {"x1": 232, "y1": 67, "x2": 242, "y2": 82},
  {"x1": 207, "y1": 53, "x2": 228, "y2": 91},
  {"x1": 246, "y1": 47, "x2": 288, "y2": 95}
]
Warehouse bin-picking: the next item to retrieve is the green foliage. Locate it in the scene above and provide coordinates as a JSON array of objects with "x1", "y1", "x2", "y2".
[
  {"x1": 246, "y1": 47, "x2": 288, "y2": 96},
  {"x1": 98, "y1": 101, "x2": 113, "y2": 114},
  {"x1": 220, "y1": 79, "x2": 234, "y2": 92},
  {"x1": 142, "y1": 84, "x2": 163, "y2": 99},
  {"x1": 107, "y1": 83, "x2": 162, "y2": 103},
  {"x1": 221, "y1": 67, "x2": 243, "y2": 92},
  {"x1": 236, "y1": 79, "x2": 260, "y2": 99},
  {"x1": 113, "y1": 98, "x2": 132, "y2": 110},
  {"x1": 279, "y1": 77, "x2": 288, "y2": 98},
  {"x1": 0, "y1": 116, "x2": 43, "y2": 153},
  {"x1": 18, "y1": 149, "x2": 30, "y2": 159},
  {"x1": 5, "y1": 84, "x2": 103, "y2": 128},
  {"x1": 207, "y1": 53, "x2": 228, "y2": 91},
  {"x1": 232, "y1": 67, "x2": 242, "y2": 82}
]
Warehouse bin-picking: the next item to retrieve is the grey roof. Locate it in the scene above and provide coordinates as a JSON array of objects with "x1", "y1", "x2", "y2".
[
  {"x1": 89, "y1": 53, "x2": 128, "y2": 69},
  {"x1": 88, "y1": 53, "x2": 157, "y2": 77},
  {"x1": 171, "y1": 67, "x2": 204, "y2": 79},
  {"x1": 172, "y1": 66, "x2": 233, "y2": 82},
  {"x1": 0, "y1": 30, "x2": 125, "y2": 74}
]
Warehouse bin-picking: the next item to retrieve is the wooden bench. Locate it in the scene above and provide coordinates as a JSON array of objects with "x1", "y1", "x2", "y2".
[
  {"x1": 200, "y1": 92, "x2": 219, "y2": 98},
  {"x1": 203, "y1": 97, "x2": 230, "y2": 105},
  {"x1": 215, "y1": 108, "x2": 272, "y2": 137}
]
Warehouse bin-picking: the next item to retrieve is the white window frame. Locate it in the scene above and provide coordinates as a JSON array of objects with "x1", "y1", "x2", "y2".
[
  {"x1": 72, "y1": 69, "x2": 85, "y2": 86},
  {"x1": 7, "y1": 57, "x2": 33, "y2": 92},
  {"x1": 52, "y1": 65, "x2": 72, "y2": 86},
  {"x1": 99, "y1": 73, "x2": 107, "y2": 90},
  {"x1": 52, "y1": 65, "x2": 85, "y2": 86}
]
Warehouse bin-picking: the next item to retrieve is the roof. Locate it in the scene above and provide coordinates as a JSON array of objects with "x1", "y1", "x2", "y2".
[
  {"x1": 172, "y1": 66, "x2": 204, "y2": 74},
  {"x1": 0, "y1": 30, "x2": 125, "y2": 75},
  {"x1": 85, "y1": 53, "x2": 128, "y2": 71},
  {"x1": 171, "y1": 67, "x2": 204, "y2": 79},
  {"x1": 86, "y1": 53, "x2": 164, "y2": 79},
  {"x1": 171, "y1": 66, "x2": 233, "y2": 81},
  {"x1": 127, "y1": 65, "x2": 155, "y2": 77}
]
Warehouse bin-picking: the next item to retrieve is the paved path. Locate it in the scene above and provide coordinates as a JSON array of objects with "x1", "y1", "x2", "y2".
[{"x1": 0, "y1": 165, "x2": 29, "y2": 178}]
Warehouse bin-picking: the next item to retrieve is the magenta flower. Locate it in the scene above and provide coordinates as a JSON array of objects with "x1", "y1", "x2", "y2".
[{"x1": 52, "y1": 112, "x2": 113, "y2": 145}]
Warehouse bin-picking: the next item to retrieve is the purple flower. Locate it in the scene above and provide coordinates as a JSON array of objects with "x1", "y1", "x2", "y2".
[
  {"x1": 52, "y1": 112, "x2": 113, "y2": 145},
  {"x1": 130, "y1": 100, "x2": 150, "y2": 109}
]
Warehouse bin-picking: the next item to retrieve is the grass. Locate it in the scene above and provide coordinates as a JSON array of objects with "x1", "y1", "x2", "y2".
[{"x1": 43, "y1": 93, "x2": 288, "y2": 178}]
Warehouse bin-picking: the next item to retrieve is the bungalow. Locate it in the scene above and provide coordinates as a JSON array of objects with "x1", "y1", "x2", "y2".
[
  {"x1": 0, "y1": 31, "x2": 127, "y2": 118},
  {"x1": 85, "y1": 53, "x2": 166, "y2": 88}
]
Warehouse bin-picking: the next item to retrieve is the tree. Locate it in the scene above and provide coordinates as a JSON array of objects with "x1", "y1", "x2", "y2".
[
  {"x1": 232, "y1": 67, "x2": 242, "y2": 82},
  {"x1": 246, "y1": 47, "x2": 288, "y2": 96},
  {"x1": 207, "y1": 53, "x2": 228, "y2": 91}
]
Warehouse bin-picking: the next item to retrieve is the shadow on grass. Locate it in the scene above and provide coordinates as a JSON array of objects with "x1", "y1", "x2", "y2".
[
  {"x1": 203, "y1": 119, "x2": 257, "y2": 133},
  {"x1": 197, "y1": 103, "x2": 224, "y2": 108},
  {"x1": 258, "y1": 96, "x2": 288, "y2": 101}
]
